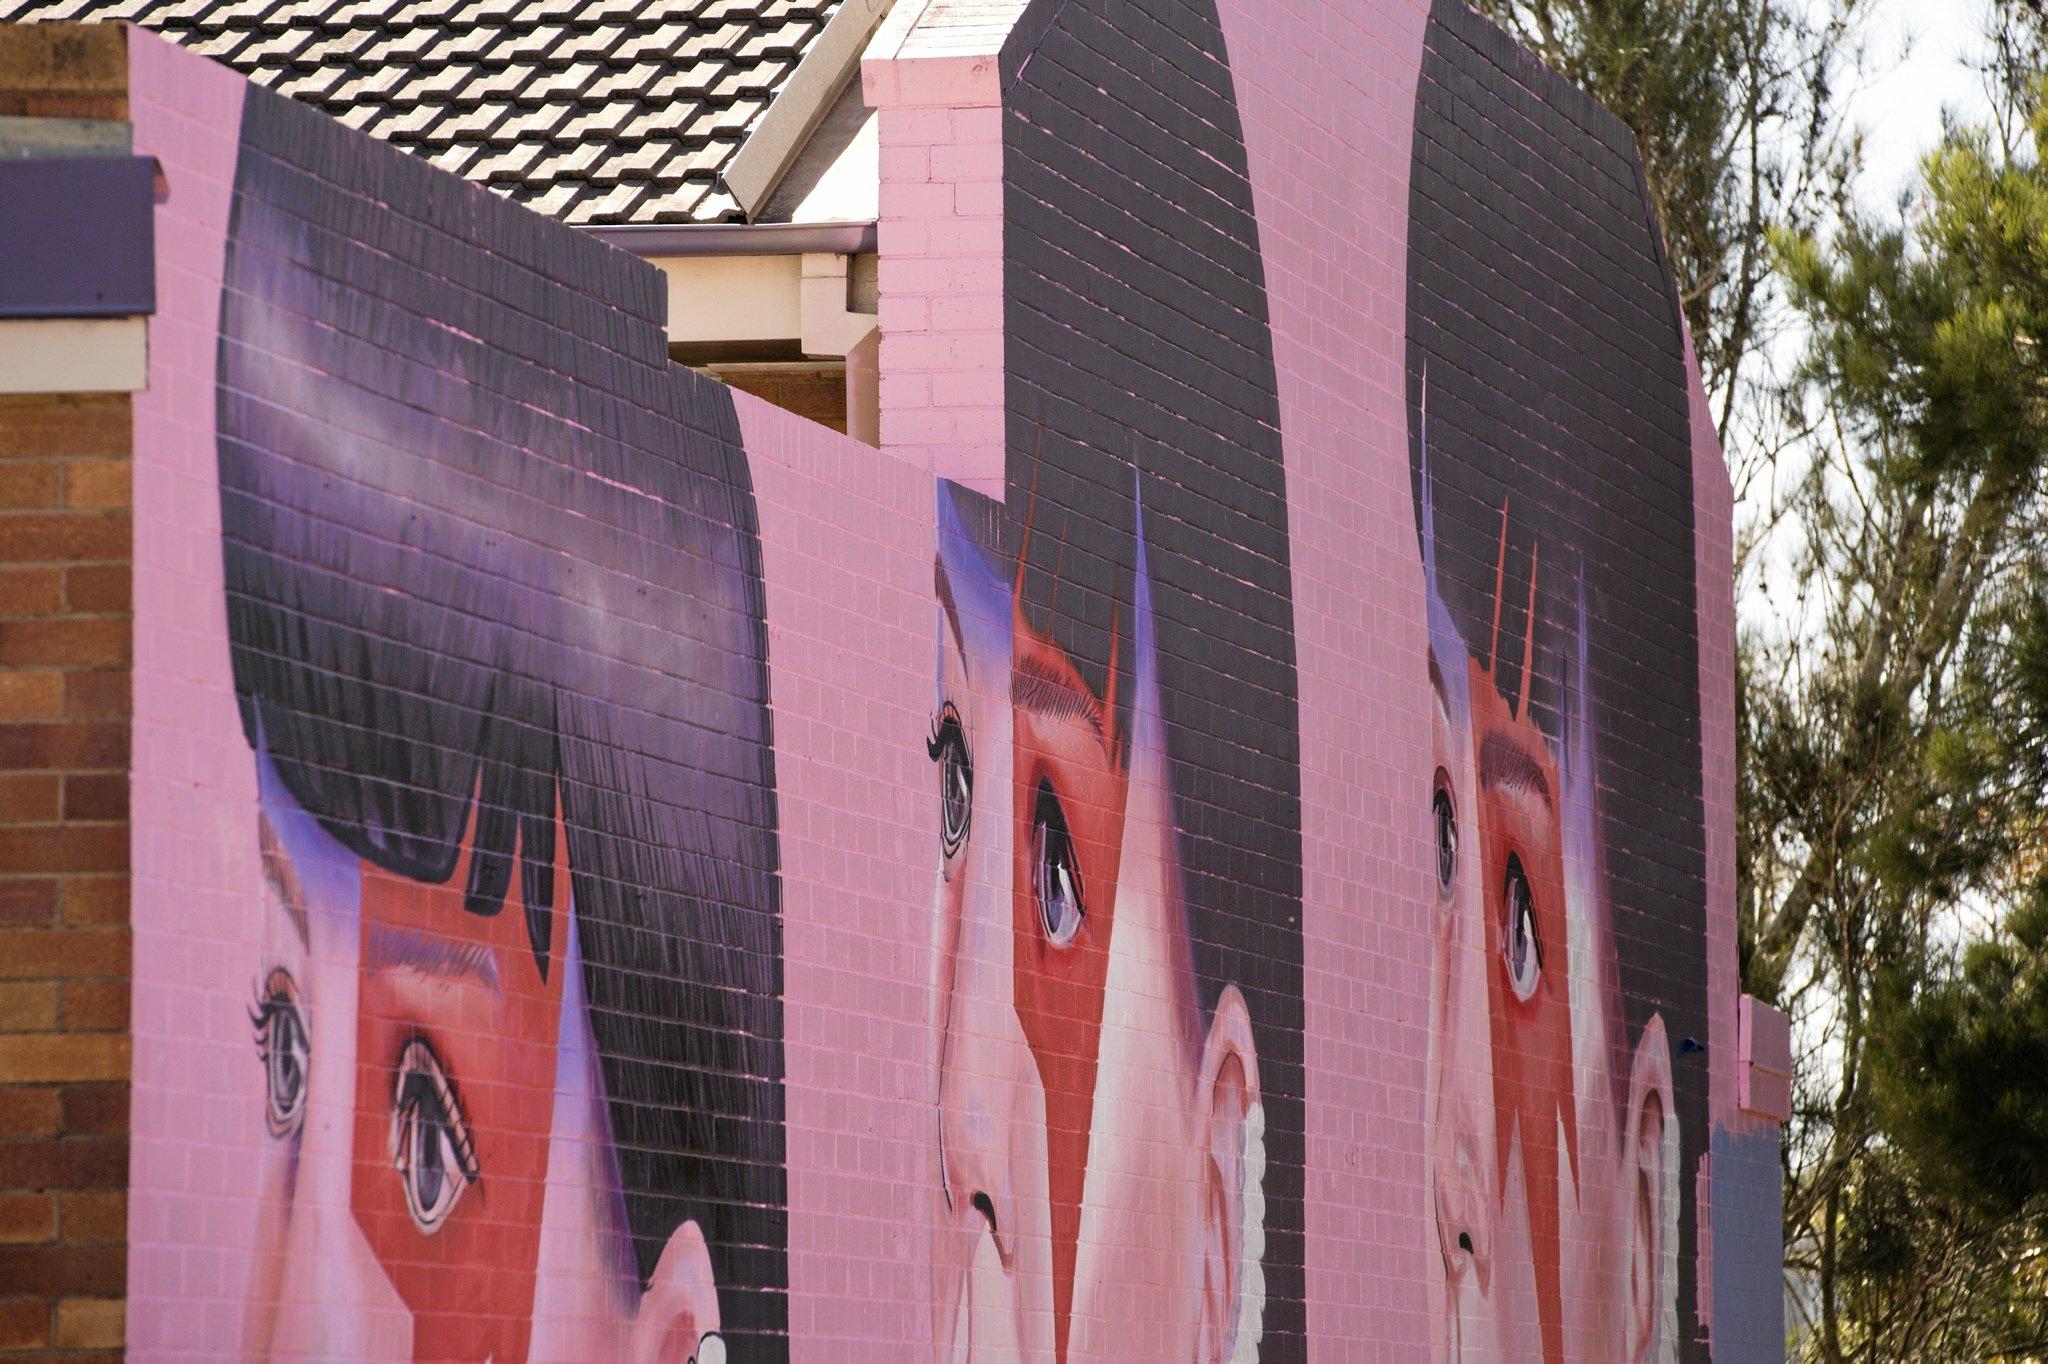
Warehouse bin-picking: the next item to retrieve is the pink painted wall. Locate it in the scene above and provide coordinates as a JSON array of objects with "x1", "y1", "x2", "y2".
[
  {"x1": 126, "y1": 29, "x2": 261, "y2": 1355},
  {"x1": 1209, "y1": 5, "x2": 1436, "y2": 1354},
  {"x1": 737, "y1": 394, "x2": 937, "y2": 1359}
]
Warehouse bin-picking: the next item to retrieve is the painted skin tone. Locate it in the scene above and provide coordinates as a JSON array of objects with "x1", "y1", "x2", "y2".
[
  {"x1": 929, "y1": 498, "x2": 1264, "y2": 1363},
  {"x1": 1424, "y1": 508, "x2": 1679, "y2": 1364},
  {"x1": 243, "y1": 755, "x2": 725, "y2": 1363}
]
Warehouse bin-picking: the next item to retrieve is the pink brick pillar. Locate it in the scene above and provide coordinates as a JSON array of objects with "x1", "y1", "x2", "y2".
[{"x1": 862, "y1": 41, "x2": 1006, "y2": 494}]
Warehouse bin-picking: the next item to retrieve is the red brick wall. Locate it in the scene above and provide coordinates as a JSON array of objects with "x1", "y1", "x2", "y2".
[
  {"x1": 0, "y1": 389, "x2": 132, "y2": 1360},
  {"x1": 0, "y1": 28, "x2": 137, "y2": 1356},
  {"x1": 0, "y1": 21, "x2": 124, "y2": 119}
]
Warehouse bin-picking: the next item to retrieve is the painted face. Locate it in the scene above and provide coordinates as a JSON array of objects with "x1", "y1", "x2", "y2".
[
  {"x1": 350, "y1": 798, "x2": 570, "y2": 1363},
  {"x1": 932, "y1": 500, "x2": 1046, "y2": 1360},
  {"x1": 244, "y1": 754, "x2": 357, "y2": 1357},
  {"x1": 244, "y1": 760, "x2": 571, "y2": 1362},
  {"x1": 247, "y1": 761, "x2": 411, "y2": 1359},
  {"x1": 1009, "y1": 602, "x2": 1131, "y2": 1354},
  {"x1": 1424, "y1": 505, "x2": 1679, "y2": 1364},
  {"x1": 930, "y1": 493, "x2": 1257, "y2": 1362}
]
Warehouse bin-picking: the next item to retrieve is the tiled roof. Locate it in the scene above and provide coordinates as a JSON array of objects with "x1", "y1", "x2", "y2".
[{"x1": 0, "y1": 0, "x2": 844, "y2": 224}]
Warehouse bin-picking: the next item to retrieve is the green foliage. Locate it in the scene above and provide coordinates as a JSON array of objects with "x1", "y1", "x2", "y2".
[
  {"x1": 1873, "y1": 889, "x2": 2048, "y2": 1221},
  {"x1": 1756, "y1": 58, "x2": 2048, "y2": 1361}
]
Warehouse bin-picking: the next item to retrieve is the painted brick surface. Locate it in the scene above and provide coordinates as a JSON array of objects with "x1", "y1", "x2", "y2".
[
  {"x1": 106, "y1": 0, "x2": 1766, "y2": 1358},
  {"x1": 865, "y1": 34, "x2": 1006, "y2": 493}
]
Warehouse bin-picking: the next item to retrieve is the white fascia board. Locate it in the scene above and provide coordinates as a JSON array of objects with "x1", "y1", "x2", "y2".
[
  {"x1": 723, "y1": 0, "x2": 896, "y2": 222},
  {"x1": 798, "y1": 252, "x2": 878, "y2": 358},
  {"x1": 0, "y1": 317, "x2": 147, "y2": 394},
  {"x1": 652, "y1": 254, "x2": 804, "y2": 346}
]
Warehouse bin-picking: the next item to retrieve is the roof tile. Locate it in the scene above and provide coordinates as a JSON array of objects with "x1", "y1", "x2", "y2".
[{"x1": 0, "y1": 0, "x2": 844, "y2": 224}]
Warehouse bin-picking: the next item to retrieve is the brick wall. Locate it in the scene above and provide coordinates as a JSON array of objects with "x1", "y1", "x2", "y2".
[
  {"x1": 712, "y1": 365, "x2": 851, "y2": 433},
  {"x1": 0, "y1": 392, "x2": 133, "y2": 1361},
  {"x1": 0, "y1": 27, "x2": 135, "y2": 1364},
  {"x1": 0, "y1": 4, "x2": 1761, "y2": 1357},
  {"x1": 0, "y1": 20, "x2": 125, "y2": 119},
  {"x1": 864, "y1": 27, "x2": 1006, "y2": 492}
]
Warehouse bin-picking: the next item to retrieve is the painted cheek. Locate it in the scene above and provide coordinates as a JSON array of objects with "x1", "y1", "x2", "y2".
[
  {"x1": 1011, "y1": 708, "x2": 1126, "y2": 1361},
  {"x1": 351, "y1": 829, "x2": 569, "y2": 1364}
]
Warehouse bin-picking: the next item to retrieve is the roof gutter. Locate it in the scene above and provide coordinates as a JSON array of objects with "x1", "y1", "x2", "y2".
[
  {"x1": 582, "y1": 219, "x2": 877, "y2": 258},
  {"x1": 722, "y1": 0, "x2": 896, "y2": 221}
]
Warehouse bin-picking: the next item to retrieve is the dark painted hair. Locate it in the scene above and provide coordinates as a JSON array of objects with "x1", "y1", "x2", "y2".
[
  {"x1": 217, "y1": 87, "x2": 787, "y2": 1352},
  {"x1": 1003, "y1": 0, "x2": 1307, "y2": 1353},
  {"x1": 1406, "y1": 0, "x2": 1710, "y2": 1353}
]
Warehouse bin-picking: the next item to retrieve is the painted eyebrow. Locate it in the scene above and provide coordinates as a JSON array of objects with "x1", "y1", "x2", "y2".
[
  {"x1": 1011, "y1": 652, "x2": 1103, "y2": 733},
  {"x1": 364, "y1": 922, "x2": 502, "y2": 990},
  {"x1": 934, "y1": 558, "x2": 967, "y2": 668},
  {"x1": 1478, "y1": 731, "x2": 1553, "y2": 810},
  {"x1": 258, "y1": 811, "x2": 311, "y2": 951}
]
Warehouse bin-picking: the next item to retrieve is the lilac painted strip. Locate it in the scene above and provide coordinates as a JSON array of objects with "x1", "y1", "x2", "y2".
[{"x1": 0, "y1": 155, "x2": 157, "y2": 318}]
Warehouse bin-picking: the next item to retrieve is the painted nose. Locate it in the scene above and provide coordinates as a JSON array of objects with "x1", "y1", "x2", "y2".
[
  {"x1": 1434, "y1": 1114, "x2": 1491, "y2": 1294},
  {"x1": 265, "y1": 1089, "x2": 412, "y2": 1359},
  {"x1": 937, "y1": 1023, "x2": 1016, "y2": 1268}
]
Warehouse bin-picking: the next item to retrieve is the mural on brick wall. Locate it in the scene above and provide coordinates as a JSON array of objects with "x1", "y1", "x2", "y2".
[
  {"x1": 119, "y1": 0, "x2": 1744, "y2": 1353},
  {"x1": 212, "y1": 88, "x2": 786, "y2": 1363},
  {"x1": 1408, "y1": 2, "x2": 1712, "y2": 1360},
  {"x1": 926, "y1": 1, "x2": 1308, "y2": 1358}
]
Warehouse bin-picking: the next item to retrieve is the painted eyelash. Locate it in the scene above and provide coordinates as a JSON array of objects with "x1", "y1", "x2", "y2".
[
  {"x1": 249, "y1": 966, "x2": 299, "y2": 1057},
  {"x1": 249, "y1": 974, "x2": 281, "y2": 1046},
  {"x1": 1010, "y1": 655, "x2": 1103, "y2": 732},
  {"x1": 927, "y1": 702, "x2": 963, "y2": 758}
]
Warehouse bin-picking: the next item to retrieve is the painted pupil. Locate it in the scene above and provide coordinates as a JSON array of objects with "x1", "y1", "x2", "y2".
[
  {"x1": 1432, "y1": 785, "x2": 1457, "y2": 891},
  {"x1": 931, "y1": 707, "x2": 971, "y2": 854},
  {"x1": 943, "y1": 750, "x2": 969, "y2": 843},
  {"x1": 1033, "y1": 780, "x2": 1084, "y2": 944},
  {"x1": 1503, "y1": 853, "x2": 1540, "y2": 996},
  {"x1": 392, "y1": 1042, "x2": 474, "y2": 1229},
  {"x1": 409, "y1": 1101, "x2": 449, "y2": 1208},
  {"x1": 269, "y1": 1010, "x2": 303, "y2": 1108}
]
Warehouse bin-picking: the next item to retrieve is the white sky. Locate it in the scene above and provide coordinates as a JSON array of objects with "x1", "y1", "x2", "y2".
[
  {"x1": 1736, "y1": 0, "x2": 2007, "y2": 613},
  {"x1": 1844, "y1": 0, "x2": 2001, "y2": 206}
]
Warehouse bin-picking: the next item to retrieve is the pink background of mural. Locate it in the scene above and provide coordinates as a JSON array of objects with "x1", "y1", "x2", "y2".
[
  {"x1": 1213, "y1": 3, "x2": 1436, "y2": 1353},
  {"x1": 127, "y1": 30, "x2": 260, "y2": 1356},
  {"x1": 738, "y1": 394, "x2": 940, "y2": 1360}
]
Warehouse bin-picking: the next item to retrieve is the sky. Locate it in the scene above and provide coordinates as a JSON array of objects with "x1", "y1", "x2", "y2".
[
  {"x1": 1846, "y1": 0, "x2": 2001, "y2": 206},
  {"x1": 1736, "y1": 0, "x2": 2007, "y2": 610}
]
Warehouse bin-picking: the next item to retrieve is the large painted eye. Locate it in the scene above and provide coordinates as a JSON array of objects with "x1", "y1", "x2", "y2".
[
  {"x1": 250, "y1": 968, "x2": 309, "y2": 1139},
  {"x1": 928, "y1": 703, "x2": 972, "y2": 857},
  {"x1": 390, "y1": 1039, "x2": 478, "y2": 1233},
  {"x1": 1032, "y1": 780, "x2": 1085, "y2": 946},
  {"x1": 1502, "y1": 853, "x2": 1542, "y2": 1002},
  {"x1": 1432, "y1": 773, "x2": 1457, "y2": 894}
]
